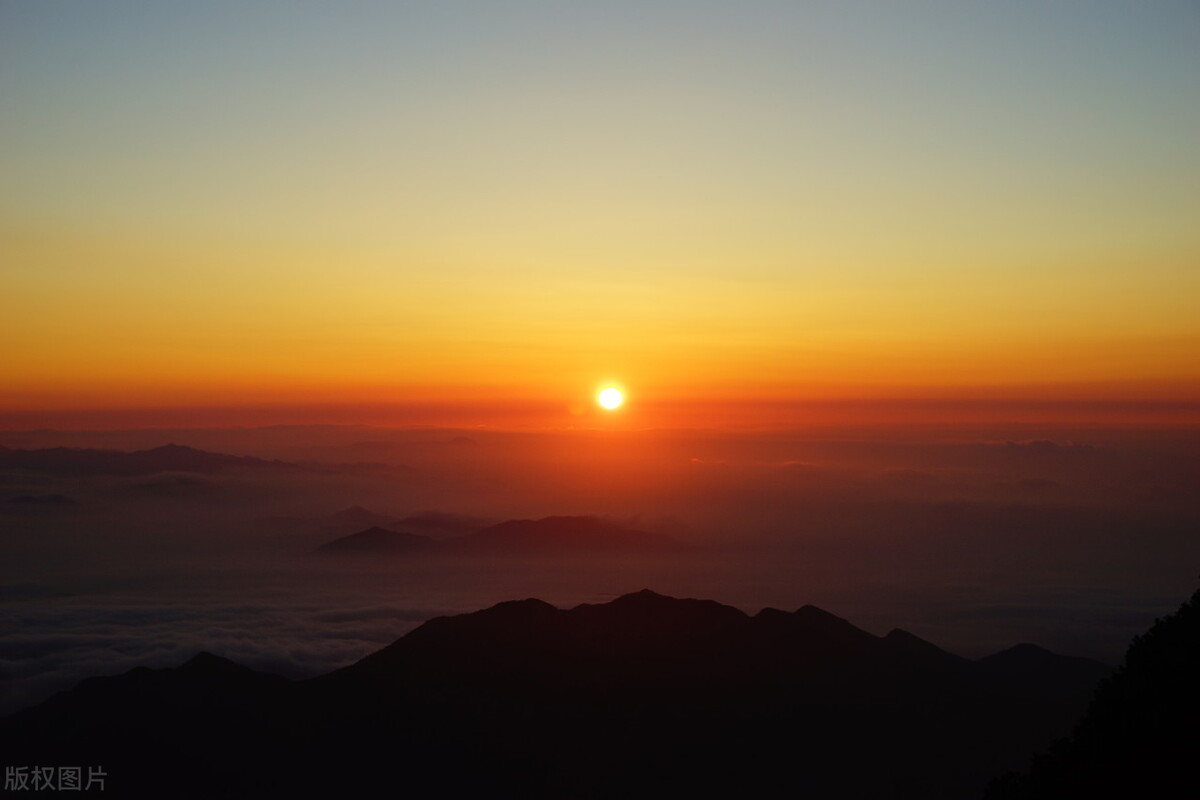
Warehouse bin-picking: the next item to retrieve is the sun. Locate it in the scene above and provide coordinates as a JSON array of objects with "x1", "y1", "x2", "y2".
[{"x1": 597, "y1": 387, "x2": 624, "y2": 410}]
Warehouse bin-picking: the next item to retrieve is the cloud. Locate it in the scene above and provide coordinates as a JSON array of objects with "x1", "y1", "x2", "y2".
[
  {"x1": 1, "y1": 423, "x2": 1197, "y2": 721},
  {"x1": 311, "y1": 606, "x2": 441, "y2": 623},
  {"x1": 0, "y1": 597, "x2": 442, "y2": 715}
]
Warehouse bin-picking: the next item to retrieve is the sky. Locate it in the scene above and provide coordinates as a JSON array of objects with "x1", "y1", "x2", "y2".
[{"x1": 3, "y1": 1, "x2": 1199, "y2": 426}]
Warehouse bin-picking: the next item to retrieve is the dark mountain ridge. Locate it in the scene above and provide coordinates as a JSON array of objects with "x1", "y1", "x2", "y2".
[
  {"x1": 1, "y1": 590, "x2": 1110, "y2": 799},
  {"x1": 0, "y1": 443, "x2": 286, "y2": 476}
]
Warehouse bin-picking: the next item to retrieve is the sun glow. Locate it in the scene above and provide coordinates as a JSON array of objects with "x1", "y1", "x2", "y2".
[{"x1": 598, "y1": 387, "x2": 624, "y2": 410}]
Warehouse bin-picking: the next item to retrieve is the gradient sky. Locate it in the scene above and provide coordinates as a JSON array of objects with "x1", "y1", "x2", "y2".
[{"x1": 3, "y1": 1, "x2": 1198, "y2": 423}]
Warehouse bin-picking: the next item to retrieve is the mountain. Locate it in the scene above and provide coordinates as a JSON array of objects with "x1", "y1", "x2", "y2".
[
  {"x1": 977, "y1": 642, "x2": 1112, "y2": 695},
  {"x1": 323, "y1": 504, "x2": 395, "y2": 529},
  {"x1": 0, "y1": 443, "x2": 285, "y2": 476},
  {"x1": 1, "y1": 590, "x2": 1110, "y2": 799},
  {"x1": 986, "y1": 588, "x2": 1200, "y2": 797},
  {"x1": 313, "y1": 515, "x2": 690, "y2": 557},
  {"x1": 393, "y1": 509, "x2": 490, "y2": 537},
  {"x1": 449, "y1": 515, "x2": 689, "y2": 555},
  {"x1": 256, "y1": 504, "x2": 399, "y2": 535},
  {"x1": 314, "y1": 526, "x2": 437, "y2": 555},
  {"x1": 261, "y1": 506, "x2": 487, "y2": 539}
]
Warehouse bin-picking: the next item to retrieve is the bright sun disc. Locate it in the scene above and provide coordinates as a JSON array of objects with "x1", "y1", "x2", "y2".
[{"x1": 598, "y1": 387, "x2": 623, "y2": 409}]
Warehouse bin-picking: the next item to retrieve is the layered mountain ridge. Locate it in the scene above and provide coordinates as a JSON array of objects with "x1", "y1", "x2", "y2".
[
  {"x1": 315, "y1": 515, "x2": 691, "y2": 556},
  {"x1": 1, "y1": 590, "x2": 1109, "y2": 799}
]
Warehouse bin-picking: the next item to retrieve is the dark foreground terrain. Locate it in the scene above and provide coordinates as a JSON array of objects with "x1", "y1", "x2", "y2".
[
  {"x1": 2, "y1": 590, "x2": 1123, "y2": 799},
  {"x1": 986, "y1": 586, "x2": 1199, "y2": 798}
]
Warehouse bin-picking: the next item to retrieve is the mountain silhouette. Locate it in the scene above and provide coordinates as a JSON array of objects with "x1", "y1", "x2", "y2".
[
  {"x1": 314, "y1": 525, "x2": 437, "y2": 555},
  {"x1": 977, "y1": 642, "x2": 1111, "y2": 695},
  {"x1": 313, "y1": 515, "x2": 690, "y2": 557},
  {"x1": 986, "y1": 587, "x2": 1200, "y2": 797},
  {"x1": 1, "y1": 590, "x2": 1110, "y2": 799},
  {"x1": 323, "y1": 504, "x2": 395, "y2": 528},
  {"x1": 0, "y1": 443, "x2": 285, "y2": 476},
  {"x1": 257, "y1": 504, "x2": 400, "y2": 534},
  {"x1": 393, "y1": 509, "x2": 489, "y2": 537}
]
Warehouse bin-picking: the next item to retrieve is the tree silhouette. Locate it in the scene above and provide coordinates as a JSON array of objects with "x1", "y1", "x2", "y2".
[{"x1": 987, "y1": 584, "x2": 1200, "y2": 797}]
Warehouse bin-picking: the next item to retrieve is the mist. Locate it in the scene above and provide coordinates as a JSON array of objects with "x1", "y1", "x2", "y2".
[{"x1": 2, "y1": 422, "x2": 1198, "y2": 716}]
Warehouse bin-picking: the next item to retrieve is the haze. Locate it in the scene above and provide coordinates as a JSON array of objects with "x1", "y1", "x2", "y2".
[{"x1": 2, "y1": 0, "x2": 1198, "y2": 748}]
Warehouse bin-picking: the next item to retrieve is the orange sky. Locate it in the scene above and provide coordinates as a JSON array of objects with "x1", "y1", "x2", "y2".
[{"x1": 3, "y1": 4, "x2": 1199, "y2": 429}]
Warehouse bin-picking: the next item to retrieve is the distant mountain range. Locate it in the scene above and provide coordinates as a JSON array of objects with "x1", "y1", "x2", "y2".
[
  {"x1": 258, "y1": 504, "x2": 402, "y2": 535},
  {"x1": 261, "y1": 505, "x2": 489, "y2": 539},
  {"x1": 0, "y1": 590, "x2": 1110, "y2": 799},
  {"x1": 314, "y1": 525, "x2": 438, "y2": 554},
  {"x1": 315, "y1": 515, "x2": 690, "y2": 556},
  {"x1": 0, "y1": 443, "x2": 285, "y2": 476}
]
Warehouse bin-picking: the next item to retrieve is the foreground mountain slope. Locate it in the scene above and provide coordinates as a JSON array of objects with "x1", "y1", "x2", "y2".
[
  {"x1": 987, "y1": 587, "x2": 1200, "y2": 797},
  {"x1": 1, "y1": 591, "x2": 1109, "y2": 799}
]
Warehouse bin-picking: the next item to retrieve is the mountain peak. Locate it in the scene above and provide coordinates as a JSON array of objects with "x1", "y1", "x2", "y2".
[
  {"x1": 143, "y1": 443, "x2": 202, "y2": 454},
  {"x1": 591, "y1": 590, "x2": 747, "y2": 620},
  {"x1": 611, "y1": 588, "x2": 674, "y2": 604},
  {"x1": 977, "y1": 642, "x2": 1110, "y2": 685},
  {"x1": 486, "y1": 597, "x2": 559, "y2": 616},
  {"x1": 179, "y1": 651, "x2": 248, "y2": 674},
  {"x1": 882, "y1": 628, "x2": 963, "y2": 665},
  {"x1": 795, "y1": 603, "x2": 848, "y2": 621},
  {"x1": 315, "y1": 526, "x2": 436, "y2": 555}
]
